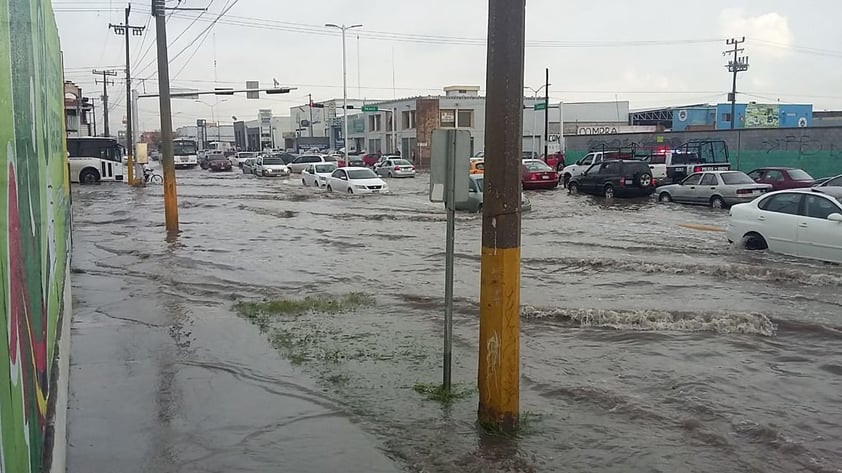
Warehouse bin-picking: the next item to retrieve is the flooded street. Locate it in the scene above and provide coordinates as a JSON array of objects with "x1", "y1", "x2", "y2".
[{"x1": 69, "y1": 164, "x2": 842, "y2": 473}]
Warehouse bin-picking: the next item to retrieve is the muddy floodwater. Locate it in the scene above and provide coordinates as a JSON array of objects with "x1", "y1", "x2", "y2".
[{"x1": 68, "y1": 165, "x2": 842, "y2": 473}]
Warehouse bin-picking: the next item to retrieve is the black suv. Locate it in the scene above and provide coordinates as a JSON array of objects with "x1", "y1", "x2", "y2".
[{"x1": 567, "y1": 160, "x2": 654, "y2": 198}]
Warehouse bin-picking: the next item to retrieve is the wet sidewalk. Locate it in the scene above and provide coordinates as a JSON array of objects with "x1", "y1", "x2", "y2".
[{"x1": 66, "y1": 193, "x2": 401, "y2": 473}]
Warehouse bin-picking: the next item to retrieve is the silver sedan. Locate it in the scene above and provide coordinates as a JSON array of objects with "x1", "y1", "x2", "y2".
[
  {"x1": 375, "y1": 158, "x2": 416, "y2": 178},
  {"x1": 656, "y1": 171, "x2": 772, "y2": 208}
]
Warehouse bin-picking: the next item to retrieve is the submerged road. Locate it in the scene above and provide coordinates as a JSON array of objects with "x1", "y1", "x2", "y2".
[{"x1": 68, "y1": 164, "x2": 842, "y2": 472}]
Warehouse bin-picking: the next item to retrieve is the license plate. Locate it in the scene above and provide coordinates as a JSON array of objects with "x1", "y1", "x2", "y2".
[
  {"x1": 371, "y1": 189, "x2": 379, "y2": 193},
  {"x1": 625, "y1": 179, "x2": 633, "y2": 185},
  {"x1": 542, "y1": 175, "x2": 549, "y2": 179}
]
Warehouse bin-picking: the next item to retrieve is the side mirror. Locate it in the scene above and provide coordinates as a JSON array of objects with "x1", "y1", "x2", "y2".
[
  {"x1": 828, "y1": 213, "x2": 842, "y2": 222},
  {"x1": 581, "y1": 171, "x2": 588, "y2": 176}
]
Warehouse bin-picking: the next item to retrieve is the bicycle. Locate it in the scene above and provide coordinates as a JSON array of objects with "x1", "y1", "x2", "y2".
[{"x1": 143, "y1": 170, "x2": 163, "y2": 184}]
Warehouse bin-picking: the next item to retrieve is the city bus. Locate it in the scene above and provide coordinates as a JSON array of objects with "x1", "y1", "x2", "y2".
[
  {"x1": 174, "y1": 138, "x2": 199, "y2": 168},
  {"x1": 66, "y1": 136, "x2": 124, "y2": 184}
]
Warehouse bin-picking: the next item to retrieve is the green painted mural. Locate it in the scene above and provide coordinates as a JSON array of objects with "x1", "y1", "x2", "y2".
[{"x1": 0, "y1": 0, "x2": 71, "y2": 472}]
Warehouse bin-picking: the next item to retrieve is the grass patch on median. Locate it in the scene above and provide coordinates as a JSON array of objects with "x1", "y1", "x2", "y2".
[
  {"x1": 413, "y1": 383, "x2": 474, "y2": 404},
  {"x1": 235, "y1": 293, "x2": 374, "y2": 321}
]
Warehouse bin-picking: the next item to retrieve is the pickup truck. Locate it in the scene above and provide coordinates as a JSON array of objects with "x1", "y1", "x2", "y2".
[{"x1": 646, "y1": 141, "x2": 731, "y2": 185}]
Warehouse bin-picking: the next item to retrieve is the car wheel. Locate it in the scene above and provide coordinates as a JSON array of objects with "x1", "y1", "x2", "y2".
[
  {"x1": 326, "y1": 185, "x2": 333, "y2": 192},
  {"x1": 604, "y1": 184, "x2": 615, "y2": 199},
  {"x1": 302, "y1": 179, "x2": 307, "y2": 186},
  {"x1": 637, "y1": 172, "x2": 652, "y2": 187},
  {"x1": 313, "y1": 180, "x2": 320, "y2": 188},
  {"x1": 658, "y1": 192, "x2": 672, "y2": 203},
  {"x1": 567, "y1": 182, "x2": 579, "y2": 194},
  {"x1": 79, "y1": 168, "x2": 100, "y2": 185},
  {"x1": 476, "y1": 203, "x2": 483, "y2": 214},
  {"x1": 563, "y1": 174, "x2": 571, "y2": 188},
  {"x1": 388, "y1": 171, "x2": 394, "y2": 178},
  {"x1": 710, "y1": 196, "x2": 726, "y2": 209},
  {"x1": 347, "y1": 187, "x2": 354, "y2": 195},
  {"x1": 742, "y1": 232, "x2": 768, "y2": 251}
]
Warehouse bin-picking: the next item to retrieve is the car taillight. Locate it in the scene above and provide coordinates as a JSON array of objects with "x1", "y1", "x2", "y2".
[
  {"x1": 411, "y1": 166, "x2": 415, "y2": 170},
  {"x1": 736, "y1": 188, "x2": 752, "y2": 195},
  {"x1": 394, "y1": 165, "x2": 400, "y2": 171},
  {"x1": 529, "y1": 172, "x2": 539, "y2": 181}
]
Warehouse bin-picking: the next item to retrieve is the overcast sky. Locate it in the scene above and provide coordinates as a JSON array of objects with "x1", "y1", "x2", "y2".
[{"x1": 55, "y1": 0, "x2": 842, "y2": 132}]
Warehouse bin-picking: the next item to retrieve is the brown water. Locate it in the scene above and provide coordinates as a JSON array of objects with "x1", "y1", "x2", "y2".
[{"x1": 69, "y1": 165, "x2": 842, "y2": 473}]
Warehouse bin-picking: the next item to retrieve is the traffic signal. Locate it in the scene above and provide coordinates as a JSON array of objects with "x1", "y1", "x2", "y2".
[{"x1": 266, "y1": 88, "x2": 292, "y2": 94}]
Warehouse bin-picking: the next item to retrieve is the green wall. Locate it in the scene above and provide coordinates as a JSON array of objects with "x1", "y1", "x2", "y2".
[
  {"x1": 565, "y1": 127, "x2": 842, "y2": 178},
  {"x1": 0, "y1": 0, "x2": 71, "y2": 471}
]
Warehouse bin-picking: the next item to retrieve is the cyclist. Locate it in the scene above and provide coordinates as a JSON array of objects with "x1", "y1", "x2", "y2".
[{"x1": 142, "y1": 163, "x2": 154, "y2": 183}]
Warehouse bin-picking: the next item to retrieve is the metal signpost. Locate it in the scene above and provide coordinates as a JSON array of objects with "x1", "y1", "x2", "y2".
[{"x1": 429, "y1": 129, "x2": 470, "y2": 391}]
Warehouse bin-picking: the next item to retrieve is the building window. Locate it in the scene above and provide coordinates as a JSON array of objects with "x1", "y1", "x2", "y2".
[
  {"x1": 368, "y1": 138, "x2": 382, "y2": 153},
  {"x1": 369, "y1": 114, "x2": 382, "y2": 132},
  {"x1": 440, "y1": 109, "x2": 456, "y2": 127},
  {"x1": 402, "y1": 110, "x2": 416, "y2": 129},
  {"x1": 722, "y1": 113, "x2": 732, "y2": 122},
  {"x1": 457, "y1": 110, "x2": 474, "y2": 128}
]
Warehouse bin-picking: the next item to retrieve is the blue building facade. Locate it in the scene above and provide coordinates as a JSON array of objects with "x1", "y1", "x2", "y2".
[
  {"x1": 672, "y1": 103, "x2": 813, "y2": 130},
  {"x1": 671, "y1": 107, "x2": 717, "y2": 131},
  {"x1": 714, "y1": 103, "x2": 812, "y2": 129}
]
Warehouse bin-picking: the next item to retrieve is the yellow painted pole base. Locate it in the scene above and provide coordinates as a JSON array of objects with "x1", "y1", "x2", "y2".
[{"x1": 478, "y1": 245, "x2": 520, "y2": 431}]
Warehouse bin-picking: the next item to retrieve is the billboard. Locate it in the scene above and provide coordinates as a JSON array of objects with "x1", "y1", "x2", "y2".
[{"x1": 745, "y1": 103, "x2": 779, "y2": 128}]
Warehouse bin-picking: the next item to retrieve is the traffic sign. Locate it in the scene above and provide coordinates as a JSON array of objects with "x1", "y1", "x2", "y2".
[
  {"x1": 362, "y1": 105, "x2": 379, "y2": 112},
  {"x1": 533, "y1": 102, "x2": 547, "y2": 111}
]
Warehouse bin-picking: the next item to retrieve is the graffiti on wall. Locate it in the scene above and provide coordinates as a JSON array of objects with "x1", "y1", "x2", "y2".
[
  {"x1": 761, "y1": 135, "x2": 842, "y2": 158},
  {"x1": 0, "y1": 0, "x2": 71, "y2": 472}
]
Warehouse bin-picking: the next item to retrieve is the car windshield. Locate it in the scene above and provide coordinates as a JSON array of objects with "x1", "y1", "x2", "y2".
[
  {"x1": 315, "y1": 164, "x2": 336, "y2": 173},
  {"x1": 173, "y1": 141, "x2": 197, "y2": 155},
  {"x1": 264, "y1": 158, "x2": 284, "y2": 165},
  {"x1": 393, "y1": 159, "x2": 412, "y2": 166},
  {"x1": 524, "y1": 161, "x2": 552, "y2": 172},
  {"x1": 788, "y1": 169, "x2": 814, "y2": 181},
  {"x1": 720, "y1": 172, "x2": 755, "y2": 185},
  {"x1": 348, "y1": 169, "x2": 378, "y2": 179},
  {"x1": 238, "y1": 152, "x2": 255, "y2": 158},
  {"x1": 210, "y1": 155, "x2": 227, "y2": 161}
]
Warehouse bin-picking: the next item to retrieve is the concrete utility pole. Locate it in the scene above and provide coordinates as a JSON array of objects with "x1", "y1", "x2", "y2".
[
  {"x1": 724, "y1": 37, "x2": 749, "y2": 130},
  {"x1": 308, "y1": 93, "x2": 315, "y2": 137},
  {"x1": 110, "y1": 4, "x2": 145, "y2": 185},
  {"x1": 479, "y1": 0, "x2": 525, "y2": 432},
  {"x1": 325, "y1": 23, "x2": 363, "y2": 154},
  {"x1": 92, "y1": 69, "x2": 117, "y2": 136},
  {"x1": 152, "y1": 0, "x2": 179, "y2": 233}
]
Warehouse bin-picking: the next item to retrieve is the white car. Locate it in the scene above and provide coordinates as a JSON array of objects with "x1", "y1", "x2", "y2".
[
  {"x1": 325, "y1": 167, "x2": 389, "y2": 194},
  {"x1": 301, "y1": 162, "x2": 338, "y2": 187},
  {"x1": 254, "y1": 155, "x2": 290, "y2": 177},
  {"x1": 288, "y1": 154, "x2": 337, "y2": 173},
  {"x1": 726, "y1": 188, "x2": 842, "y2": 264}
]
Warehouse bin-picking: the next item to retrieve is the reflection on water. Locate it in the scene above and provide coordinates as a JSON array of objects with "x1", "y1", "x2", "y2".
[{"x1": 70, "y1": 167, "x2": 842, "y2": 473}]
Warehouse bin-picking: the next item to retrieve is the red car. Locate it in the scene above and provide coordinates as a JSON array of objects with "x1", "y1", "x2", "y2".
[
  {"x1": 747, "y1": 167, "x2": 815, "y2": 191},
  {"x1": 208, "y1": 156, "x2": 232, "y2": 172},
  {"x1": 362, "y1": 152, "x2": 381, "y2": 167},
  {"x1": 542, "y1": 152, "x2": 566, "y2": 171},
  {"x1": 522, "y1": 159, "x2": 559, "y2": 189}
]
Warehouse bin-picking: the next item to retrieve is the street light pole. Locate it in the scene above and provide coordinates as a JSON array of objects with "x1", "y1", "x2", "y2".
[
  {"x1": 325, "y1": 23, "x2": 363, "y2": 157},
  {"x1": 525, "y1": 85, "x2": 548, "y2": 158}
]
